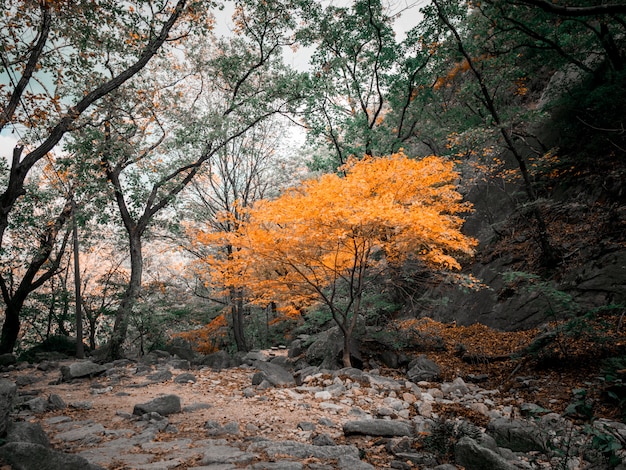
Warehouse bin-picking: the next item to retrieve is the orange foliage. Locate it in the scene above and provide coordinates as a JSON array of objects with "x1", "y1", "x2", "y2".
[
  {"x1": 213, "y1": 152, "x2": 476, "y2": 314},
  {"x1": 176, "y1": 313, "x2": 228, "y2": 354}
]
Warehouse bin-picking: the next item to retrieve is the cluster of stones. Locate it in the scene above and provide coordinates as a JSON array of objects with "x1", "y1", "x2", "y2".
[{"x1": 1, "y1": 347, "x2": 626, "y2": 469}]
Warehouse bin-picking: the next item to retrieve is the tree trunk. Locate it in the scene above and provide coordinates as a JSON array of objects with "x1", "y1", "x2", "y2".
[
  {"x1": 72, "y1": 199, "x2": 85, "y2": 359},
  {"x1": 231, "y1": 292, "x2": 248, "y2": 352},
  {"x1": 342, "y1": 330, "x2": 352, "y2": 368},
  {"x1": 0, "y1": 288, "x2": 30, "y2": 354},
  {"x1": 107, "y1": 232, "x2": 143, "y2": 360}
]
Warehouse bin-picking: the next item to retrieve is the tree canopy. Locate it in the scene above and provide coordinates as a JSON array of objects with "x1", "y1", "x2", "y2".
[{"x1": 207, "y1": 152, "x2": 476, "y2": 366}]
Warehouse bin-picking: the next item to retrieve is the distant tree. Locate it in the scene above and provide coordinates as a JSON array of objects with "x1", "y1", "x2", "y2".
[
  {"x1": 298, "y1": 0, "x2": 437, "y2": 169},
  {"x1": 182, "y1": 117, "x2": 305, "y2": 352},
  {"x1": 68, "y1": 0, "x2": 307, "y2": 359},
  {"x1": 217, "y1": 152, "x2": 476, "y2": 367},
  {"x1": 0, "y1": 0, "x2": 205, "y2": 353},
  {"x1": 423, "y1": 0, "x2": 561, "y2": 266}
]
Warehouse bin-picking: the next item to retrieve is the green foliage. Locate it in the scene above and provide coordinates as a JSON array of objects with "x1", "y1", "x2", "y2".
[
  {"x1": 585, "y1": 424, "x2": 624, "y2": 468},
  {"x1": 601, "y1": 356, "x2": 626, "y2": 419},
  {"x1": 564, "y1": 388, "x2": 595, "y2": 421},
  {"x1": 549, "y1": 67, "x2": 626, "y2": 166},
  {"x1": 294, "y1": 306, "x2": 334, "y2": 335}
]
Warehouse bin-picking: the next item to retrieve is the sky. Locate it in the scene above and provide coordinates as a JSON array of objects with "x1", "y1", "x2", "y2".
[{"x1": 0, "y1": 0, "x2": 428, "y2": 161}]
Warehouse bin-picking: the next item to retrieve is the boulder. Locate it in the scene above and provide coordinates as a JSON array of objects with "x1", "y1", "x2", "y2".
[
  {"x1": 23, "y1": 397, "x2": 48, "y2": 413},
  {"x1": 163, "y1": 337, "x2": 196, "y2": 362},
  {"x1": 174, "y1": 372, "x2": 197, "y2": 384},
  {"x1": 454, "y1": 436, "x2": 518, "y2": 470},
  {"x1": 487, "y1": 417, "x2": 545, "y2": 452},
  {"x1": 0, "y1": 441, "x2": 105, "y2": 470},
  {"x1": 243, "y1": 350, "x2": 269, "y2": 364},
  {"x1": 146, "y1": 369, "x2": 173, "y2": 382},
  {"x1": 133, "y1": 394, "x2": 181, "y2": 416},
  {"x1": 406, "y1": 355, "x2": 441, "y2": 382},
  {"x1": 196, "y1": 350, "x2": 235, "y2": 370},
  {"x1": 0, "y1": 353, "x2": 17, "y2": 367},
  {"x1": 343, "y1": 419, "x2": 413, "y2": 437},
  {"x1": 5, "y1": 421, "x2": 50, "y2": 447},
  {"x1": 253, "y1": 361, "x2": 295, "y2": 387},
  {"x1": 60, "y1": 361, "x2": 107, "y2": 381},
  {"x1": 305, "y1": 326, "x2": 362, "y2": 370},
  {"x1": 0, "y1": 379, "x2": 17, "y2": 436}
]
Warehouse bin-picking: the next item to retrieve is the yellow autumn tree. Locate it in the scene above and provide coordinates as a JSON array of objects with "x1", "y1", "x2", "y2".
[{"x1": 225, "y1": 151, "x2": 476, "y2": 367}]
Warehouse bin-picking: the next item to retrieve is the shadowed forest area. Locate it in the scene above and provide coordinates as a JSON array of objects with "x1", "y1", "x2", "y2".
[{"x1": 1, "y1": 0, "x2": 626, "y2": 467}]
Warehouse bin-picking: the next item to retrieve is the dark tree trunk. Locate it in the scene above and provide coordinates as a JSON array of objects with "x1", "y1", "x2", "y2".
[
  {"x1": 0, "y1": 301, "x2": 22, "y2": 354},
  {"x1": 107, "y1": 232, "x2": 143, "y2": 360},
  {"x1": 72, "y1": 199, "x2": 84, "y2": 359},
  {"x1": 231, "y1": 291, "x2": 248, "y2": 352}
]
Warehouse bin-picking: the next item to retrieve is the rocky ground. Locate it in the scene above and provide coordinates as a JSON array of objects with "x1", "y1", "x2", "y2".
[{"x1": 1, "y1": 318, "x2": 626, "y2": 469}]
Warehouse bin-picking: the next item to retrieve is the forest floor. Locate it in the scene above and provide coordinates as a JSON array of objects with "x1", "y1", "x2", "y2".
[
  {"x1": 6, "y1": 317, "x2": 626, "y2": 469},
  {"x1": 397, "y1": 316, "x2": 626, "y2": 423}
]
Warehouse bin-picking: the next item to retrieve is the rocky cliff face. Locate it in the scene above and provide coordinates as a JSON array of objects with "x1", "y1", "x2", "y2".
[{"x1": 425, "y1": 168, "x2": 626, "y2": 331}]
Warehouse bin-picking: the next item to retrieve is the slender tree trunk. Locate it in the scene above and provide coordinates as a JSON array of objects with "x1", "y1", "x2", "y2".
[
  {"x1": 231, "y1": 291, "x2": 248, "y2": 352},
  {"x1": 72, "y1": 199, "x2": 84, "y2": 359},
  {"x1": 342, "y1": 331, "x2": 352, "y2": 368},
  {"x1": 89, "y1": 316, "x2": 97, "y2": 350},
  {"x1": 107, "y1": 232, "x2": 143, "y2": 360},
  {"x1": 434, "y1": 0, "x2": 560, "y2": 267}
]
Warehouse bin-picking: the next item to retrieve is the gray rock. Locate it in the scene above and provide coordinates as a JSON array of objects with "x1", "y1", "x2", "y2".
[
  {"x1": 0, "y1": 441, "x2": 105, "y2": 470},
  {"x1": 164, "y1": 338, "x2": 196, "y2": 362},
  {"x1": 337, "y1": 455, "x2": 375, "y2": 470},
  {"x1": 16, "y1": 375, "x2": 39, "y2": 386},
  {"x1": 311, "y1": 433, "x2": 336, "y2": 446},
  {"x1": 454, "y1": 436, "x2": 518, "y2": 470},
  {"x1": 406, "y1": 355, "x2": 440, "y2": 382},
  {"x1": 297, "y1": 421, "x2": 316, "y2": 431},
  {"x1": 48, "y1": 393, "x2": 67, "y2": 410},
  {"x1": 343, "y1": 419, "x2": 413, "y2": 437},
  {"x1": 269, "y1": 355, "x2": 292, "y2": 369},
  {"x1": 200, "y1": 442, "x2": 257, "y2": 465},
  {"x1": 55, "y1": 422, "x2": 105, "y2": 444},
  {"x1": 5, "y1": 421, "x2": 50, "y2": 447},
  {"x1": 288, "y1": 339, "x2": 305, "y2": 358},
  {"x1": 168, "y1": 358, "x2": 191, "y2": 370},
  {"x1": 365, "y1": 373, "x2": 402, "y2": 391},
  {"x1": 305, "y1": 326, "x2": 361, "y2": 370},
  {"x1": 69, "y1": 400, "x2": 93, "y2": 410},
  {"x1": 197, "y1": 350, "x2": 234, "y2": 370},
  {"x1": 487, "y1": 417, "x2": 545, "y2": 452},
  {"x1": 205, "y1": 420, "x2": 240, "y2": 436},
  {"x1": 248, "y1": 440, "x2": 360, "y2": 460},
  {"x1": 147, "y1": 369, "x2": 173, "y2": 382},
  {"x1": 133, "y1": 394, "x2": 181, "y2": 416},
  {"x1": 60, "y1": 361, "x2": 107, "y2": 381},
  {"x1": 243, "y1": 350, "x2": 269, "y2": 364},
  {"x1": 441, "y1": 377, "x2": 469, "y2": 396},
  {"x1": 0, "y1": 379, "x2": 17, "y2": 436},
  {"x1": 333, "y1": 367, "x2": 365, "y2": 381},
  {"x1": 393, "y1": 452, "x2": 438, "y2": 467},
  {"x1": 253, "y1": 361, "x2": 295, "y2": 387},
  {"x1": 251, "y1": 463, "x2": 304, "y2": 470},
  {"x1": 183, "y1": 402, "x2": 212, "y2": 412},
  {"x1": 24, "y1": 396, "x2": 48, "y2": 413}
]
